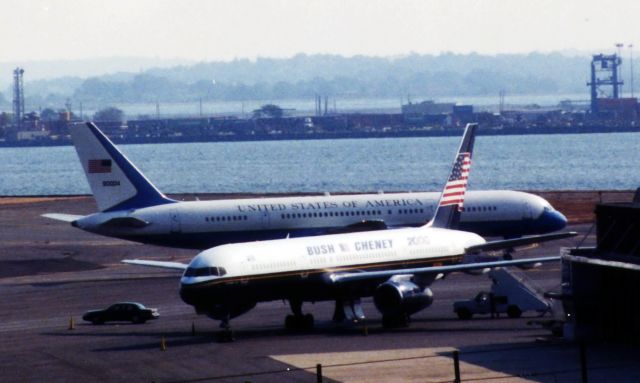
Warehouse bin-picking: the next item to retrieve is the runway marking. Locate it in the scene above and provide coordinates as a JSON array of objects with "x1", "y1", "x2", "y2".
[
  {"x1": 0, "y1": 268, "x2": 179, "y2": 286},
  {"x1": 0, "y1": 196, "x2": 89, "y2": 205},
  {"x1": 0, "y1": 240, "x2": 135, "y2": 246}
]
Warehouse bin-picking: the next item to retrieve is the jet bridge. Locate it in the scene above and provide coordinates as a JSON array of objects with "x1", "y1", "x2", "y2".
[{"x1": 560, "y1": 189, "x2": 640, "y2": 343}]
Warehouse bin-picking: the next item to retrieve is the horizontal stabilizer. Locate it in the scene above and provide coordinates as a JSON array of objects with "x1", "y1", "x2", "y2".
[
  {"x1": 122, "y1": 259, "x2": 188, "y2": 270},
  {"x1": 465, "y1": 231, "x2": 577, "y2": 254},
  {"x1": 101, "y1": 216, "x2": 150, "y2": 228},
  {"x1": 42, "y1": 213, "x2": 85, "y2": 222},
  {"x1": 329, "y1": 256, "x2": 560, "y2": 284}
]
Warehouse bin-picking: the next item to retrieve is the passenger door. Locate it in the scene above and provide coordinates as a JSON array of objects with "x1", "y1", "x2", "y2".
[
  {"x1": 170, "y1": 208, "x2": 182, "y2": 233},
  {"x1": 523, "y1": 201, "x2": 534, "y2": 221},
  {"x1": 261, "y1": 211, "x2": 270, "y2": 229}
]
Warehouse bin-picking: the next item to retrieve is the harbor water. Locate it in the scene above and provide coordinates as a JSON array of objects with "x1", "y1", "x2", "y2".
[{"x1": 1, "y1": 132, "x2": 639, "y2": 196}]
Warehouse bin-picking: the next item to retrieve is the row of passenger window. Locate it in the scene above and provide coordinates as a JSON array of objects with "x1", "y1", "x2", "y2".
[
  {"x1": 398, "y1": 208, "x2": 426, "y2": 214},
  {"x1": 462, "y1": 206, "x2": 498, "y2": 212},
  {"x1": 203, "y1": 206, "x2": 498, "y2": 223},
  {"x1": 280, "y1": 210, "x2": 384, "y2": 219},
  {"x1": 337, "y1": 250, "x2": 394, "y2": 263},
  {"x1": 205, "y1": 215, "x2": 249, "y2": 222},
  {"x1": 251, "y1": 260, "x2": 296, "y2": 271}
]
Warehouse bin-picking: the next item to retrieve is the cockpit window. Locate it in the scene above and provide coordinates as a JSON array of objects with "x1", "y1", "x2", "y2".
[{"x1": 184, "y1": 266, "x2": 227, "y2": 277}]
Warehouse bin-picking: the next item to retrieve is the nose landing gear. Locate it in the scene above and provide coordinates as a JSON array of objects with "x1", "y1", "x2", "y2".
[{"x1": 217, "y1": 315, "x2": 234, "y2": 342}]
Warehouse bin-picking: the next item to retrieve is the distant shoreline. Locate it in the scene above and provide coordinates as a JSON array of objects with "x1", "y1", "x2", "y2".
[{"x1": 2, "y1": 124, "x2": 640, "y2": 148}]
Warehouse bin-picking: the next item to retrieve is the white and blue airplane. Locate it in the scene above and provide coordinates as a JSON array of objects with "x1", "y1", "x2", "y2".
[
  {"x1": 44, "y1": 122, "x2": 567, "y2": 250},
  {"x1": 124, "y1": 124, "x2": 575, "y2": 337}
]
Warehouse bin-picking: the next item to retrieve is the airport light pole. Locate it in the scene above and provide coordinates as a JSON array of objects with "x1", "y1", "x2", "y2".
[
  {"x1": 616, "y1": 43, "x2": 624, "y2": 96},
  {"x1": 629, "y1": 44, "x2": 635, "y2": 98}
]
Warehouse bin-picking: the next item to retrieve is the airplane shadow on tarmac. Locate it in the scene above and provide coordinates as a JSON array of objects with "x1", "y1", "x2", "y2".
[
  {"x1": 42, "y1": 315, "x2": 543, "y2": 352},
  {"x1": 44, "y1": 327, "x2": 221, "y2": 352}
]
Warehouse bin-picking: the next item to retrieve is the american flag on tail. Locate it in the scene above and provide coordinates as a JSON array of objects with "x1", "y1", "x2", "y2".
[
  {"x1": 439, "y1": 152, "x2": 471, "y2": 211},
  {"x1": 88, "y1": 159, "x2": 112, "y2": 173}
]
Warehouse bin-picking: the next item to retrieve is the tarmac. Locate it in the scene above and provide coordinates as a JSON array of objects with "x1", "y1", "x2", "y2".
[{"x1": 1, "y1": 192, "x2": 639, "y2": 382}]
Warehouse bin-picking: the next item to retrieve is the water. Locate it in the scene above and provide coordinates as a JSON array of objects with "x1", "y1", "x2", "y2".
[{"x1": 1, "y1": 132, "x2": 639, "y2": 196}]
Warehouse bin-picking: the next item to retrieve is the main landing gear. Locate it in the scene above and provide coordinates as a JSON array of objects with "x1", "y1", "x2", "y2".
[
  {"x1": 332, "y1": 299, "x2": 365, "y2": 323},
  {"x1": 285, "y1": 300, "x2": 314, "y2": 330}
]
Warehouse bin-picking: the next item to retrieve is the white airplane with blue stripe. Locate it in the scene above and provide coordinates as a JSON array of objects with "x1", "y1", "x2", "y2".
[
  {"x1": 123, "y1": 124, "x2": 575, "y2": 337},
  {"x1": 43, "y1": 122, "x2": 567, "y2": 250}
]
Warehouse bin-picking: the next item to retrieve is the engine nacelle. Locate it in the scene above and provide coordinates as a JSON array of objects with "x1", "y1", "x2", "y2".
[{"x1": 373, "y1": 280, "x2": 433, "y2": 317}]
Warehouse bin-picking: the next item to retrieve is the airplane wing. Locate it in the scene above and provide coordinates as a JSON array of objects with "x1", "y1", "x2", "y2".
[
  {"x1": 465, "y1": 231, "x2": 577, "y2": 253},
  {"x1": 122, "y1": 259, "x2": 188, "y2": 270},
  {"x1": 326, "y1": 220, "x2": 388, "y2": 234},
  {"x1": 329, "y1": 256, "x2": 560, "y2": 284},
  {"x1": 41, "y1": 213, "x2": 85, "y2": 222}
]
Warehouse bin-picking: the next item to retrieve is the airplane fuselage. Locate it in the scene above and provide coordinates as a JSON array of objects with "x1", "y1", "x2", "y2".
[
  {"x1": 179, "y1": 226, "x2": 486, "y2": 316},
  {"x1": 73, "y1": 190, "x2": 566, "y2": 249}
]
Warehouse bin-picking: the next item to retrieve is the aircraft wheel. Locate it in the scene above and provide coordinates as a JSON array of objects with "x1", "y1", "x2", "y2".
[
  {"x1": 551, "y1": 324, "x2": 564, "y2": 337},
  {"x1": 507, "y1": 305, "x2": 522, "y2": 318},
  {"x1": 285, "y1": 315, "x2": 296, "y2": 329},
  {"x1": 456, "y1": 308, "x2": 473, "y2": 320},
  {"x1": 217, "y1": 329, "x2": 235, "y2": 342},
  {"x1": 132, "y1": 315, "x2": 145, "y2": 324},
  {"x1": 303, "y1": 314, "x2": 314, "y2": 329}
]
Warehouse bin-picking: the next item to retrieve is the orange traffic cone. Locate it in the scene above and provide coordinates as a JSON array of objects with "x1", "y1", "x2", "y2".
[{"x1": 160, "y1": 336, "x2": 167, "y2": 351}]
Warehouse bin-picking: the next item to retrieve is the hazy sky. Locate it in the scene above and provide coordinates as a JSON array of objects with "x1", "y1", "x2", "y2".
[{"x1": 1, "y1": 0, "x2": 639, "y2": 62}]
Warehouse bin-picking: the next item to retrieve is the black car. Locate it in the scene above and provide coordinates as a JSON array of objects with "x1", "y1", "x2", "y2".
[{"x1": 83, "y1": 302, "x2": 159, "y2": 324}]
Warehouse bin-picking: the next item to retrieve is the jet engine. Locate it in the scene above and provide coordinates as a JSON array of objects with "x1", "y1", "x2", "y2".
[{"x1": 373, "y1": 279, "x2": 433, "y2": 317}]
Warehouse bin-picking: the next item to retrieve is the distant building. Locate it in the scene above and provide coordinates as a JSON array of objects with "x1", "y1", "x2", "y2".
[
  {"x1": 93, "y1": 121, "x2": 128, "y2": 138},
  {"x1": 596, "y1": 98, "x2": 639, "y2": 120},
  {"x1": 17, "y1": 130, "x2": 49, "y2": 141},
  {"x1": 501, "y1": 109, "x2": 562, "y2": 124},
  {"x1": 452, "y1": 105, "x2": 474, "y2": 124},
  {"x1": 402, "y1": 100, "x2": 457, "y2": 125},
  {"x1": 402, "y1": 100, "x2": 455, "y2": 116},
  {"x1": 10, "y1": 112, "x2": 49, "y2": 141}
]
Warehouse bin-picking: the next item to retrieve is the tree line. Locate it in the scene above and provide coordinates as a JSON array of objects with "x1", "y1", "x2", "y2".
[{"x1": 6, "y1": 52, "x2": 591, "y2": 109}]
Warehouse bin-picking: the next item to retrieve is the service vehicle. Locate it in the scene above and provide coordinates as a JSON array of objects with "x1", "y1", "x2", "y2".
[
  {"x1": 454, "y1": 268, "x2": 550, "y2": 319},
  {"x1": 83, "y1": 302, "x2": 159, "y2": 324}
]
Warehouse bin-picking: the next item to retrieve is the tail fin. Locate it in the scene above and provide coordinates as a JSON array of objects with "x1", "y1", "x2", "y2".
[
  {"x1": 427, "y1": 123, "x2": 477, "y2": 229},
  {"x1": 70, "y1": 122, "x2": 175, "y2": 212}
]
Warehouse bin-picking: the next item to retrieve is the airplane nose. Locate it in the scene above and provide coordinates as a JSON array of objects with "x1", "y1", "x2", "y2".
[
  {"x1": 179, "y1": 283, "x2": 197, "y2": 305},
  {"x1": 534, "y1": 209, "x2": 568, "y2": 233}
]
